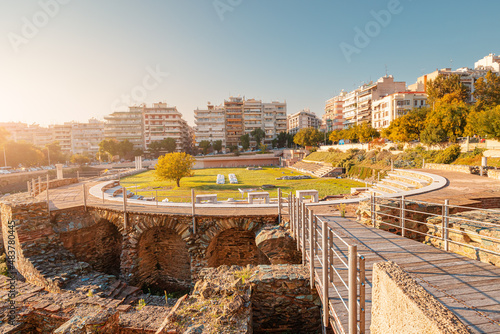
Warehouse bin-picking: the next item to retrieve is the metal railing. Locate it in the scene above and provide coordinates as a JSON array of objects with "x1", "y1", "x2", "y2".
[
  {"x1": 370, "y1": 194, "x2": 500, "y2": 263},
  {"x1": 288, "y1": 195, "x2": 366, "y2": 334}
]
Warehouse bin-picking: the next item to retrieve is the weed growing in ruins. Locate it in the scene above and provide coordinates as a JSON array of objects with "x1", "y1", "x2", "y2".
[
  {"x1": 136, "y1": 298, "x2": 147, "y2": 311},
  {"x1": 87, "y1": 289, "x2": 93, "y2": 298},
  {"x1": 338, "y1": 203, "x2": 347, "y2": 218},
  {"x1": 233, "y1": 266, "x2": 253, "y2": 284},
  {"x1": 0, "y1": 254, "x2": 8, "y2": 277}
]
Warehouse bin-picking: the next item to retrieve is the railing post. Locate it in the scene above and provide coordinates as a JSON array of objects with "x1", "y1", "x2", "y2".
[
  {"x1": 38, "y1": 176, "x2": 42, "y2": 195},
  {"x1": 297, "y1": 198, "x2": 301, "y2": 251},
  {"x1": 348, "y1": 245, "x2": 358, "y2": 334},
  {"x1": 102, "y1": 188, "x2": 105, "y2": 204},
  {"x1": 301, "y1": 202, "x2": 306, "y2": 265},
  {"x1": 46, "y1": 174, "x2": 50, "y2": 215},
  {"x1": 191, "y1": 189, "x2": 196, "y2": 235},
  {"x1": 82, "y1": 184, "x2": 87, "y2": 211},
  {"x1": 122, "y1": 186, "x2": 127, "y2": 230},
  {"x1": 322, "y1": 220, "x2": 329, "y2": 328},
  {"x1": 329, "y1": 229, "x2": 334, "y2": 284},
  {"x1": 443, "y1": 199, "x2": 449, "y2": 251},
  {"x1": 309, "y1": 209, "x2": 314, "y2": 289},
  {"x1": 77, "y1": 170, "x2": 80, "y2": 181},
  {"x1": 156, "y1": 190, "x2": 158, "y2": 207},
  {"x1": 401, "y1": 195, "x2": 406, "y2": 238},
  {"x1": 31, "y1": 178, "x2": 35, "y2": 196},
  {"x1": 290, "y1": 194, "x2": 294, "y2": 235},
  {"x1": 359, "y1": 256, "x2": 366, "y2": 334},
  {"x1": 27, "y1": 181, "x2": 31, "y2": 196},
  {"x1": 277, "y1": 188, "x2": 282, "y2": 224}
]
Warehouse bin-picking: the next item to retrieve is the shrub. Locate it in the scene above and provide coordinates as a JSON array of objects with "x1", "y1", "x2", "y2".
[{"x1": 434, "y1": 144, "x2": 461, "y2": 164}]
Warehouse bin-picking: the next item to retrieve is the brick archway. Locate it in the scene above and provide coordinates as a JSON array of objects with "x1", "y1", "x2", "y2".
[
  {"x1": 206, "y1": 227, "x2": 271, "y2": 268},
  {"x1": 60, "y1": 218, "x2": 122, "y2": 276},
  {"x1": 132, "y1": 226, "x2": 191, "y2": 293}
]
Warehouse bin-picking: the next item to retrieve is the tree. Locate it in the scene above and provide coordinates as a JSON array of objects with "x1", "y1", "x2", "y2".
[
  {"x1": 275, "y1": 132, "x2": 291, "y2": 148},
  {"x1": 420, "y1": 102, "x2": 470, "y2": 145},
  {"x1": 381, "y1": 107, "x2": 430, "y2": 143},
  {"x1": 358, "y1": 123, "x2": 380, "y2": 143},
  {"x1": 473, "y1": 71, "x2": 500, "y2": 110},
  {"x1": 212, "y1": 140, "x2": 223, "y2": 153},
  {"x1": 198, "y1": 140, "x2": 211, "y2": 155},
  {"x1": 426, "y1": 74, "x2": 469, "y2": 106},
  {"x1": 71, "y1": 154, "x2": 91, "y2": 165},
  {"x1": 4, "y1": 141, "x2": 44, "y2": 167},
  {"x1": 240, "y1": 134, "x2": 250, "y2": 150},
  {"x1": 99, "y1": 139, "x2": 120, "y2": 159},
  {"x1": 293, "y1": 127, "x2": 323, "y2": 147},
  {"x1": 250, "y1": 128, "x2": 265, "y2": 147},
  {"x1": 118, "y1": 140, "x2": 135, "y2": 159},
  {"x1": 466, "y1": 105, "x2": 500, "y2": 140},
  {"x1": 44, "y1": 142, "x2": 67, "y2": 164},
  {"x1": 155, "y1": 152, "x2": 195, "y2": 187},
  {"x1": 0, "y1": 127, "x2": 9, "y2": 148},
  {"x1": 149, "y1": 138, "x2": 177, "y2": 157}
]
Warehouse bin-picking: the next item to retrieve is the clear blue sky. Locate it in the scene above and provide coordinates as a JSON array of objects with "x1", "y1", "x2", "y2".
[{"x1": 1, "y1": 0, "x2": 499, "y2": 126}]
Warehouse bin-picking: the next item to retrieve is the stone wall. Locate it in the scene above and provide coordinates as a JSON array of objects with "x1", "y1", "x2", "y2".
[
  {"x1": 425, "y1": 163, "x2": 472, "y2": 174},
  {"x1": 32, "y1": 177, "x2": 78, "y2": 196},
  {"x1": 371, "y1": 261, "x2": 470, "y2": 334},
  {"x1": 489, "y1": 169, "x2": 500, "y2": 180}
]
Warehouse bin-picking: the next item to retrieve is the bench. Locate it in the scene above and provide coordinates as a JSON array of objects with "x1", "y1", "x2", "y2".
[
  {"x1": 248, "y1": 192, "x2": 270, "y2": 204},
  {"x1": 196, "y1": 194, "x2": 218, "y2": 204},
  {"x1": 296, "y1": 190, "x2": 319, "y2": 203}
]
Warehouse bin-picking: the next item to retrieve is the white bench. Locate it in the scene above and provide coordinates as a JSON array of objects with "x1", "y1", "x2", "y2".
[
  {"x1": 296, "y1": 190, "x2": 319, "y2": 203},
  {"x1": 248, "y1": 192, "x2": 270, "y2": 204},
  {"x1": 196, "y1": 194, "x2": 217, "y2": 204}
]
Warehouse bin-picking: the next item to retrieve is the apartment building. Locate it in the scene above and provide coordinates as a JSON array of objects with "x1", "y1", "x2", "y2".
[
  {"x1": 287, "y1": 108, "x2": 321, "y2": 135},
  {"x1": 70, "y1": 118, "x2": 104, "y2": 155},
  {"x1": 194, "y1": 103, "x2": 226, "y2": 147},
  {"x1": 142, "y1": 103, "x2": 192, "y2": 153},
  {"x1": 372, "y1": 92, "x2": 428, "y2": 130},
  {"x1": 474, "y1": 53, "x2": 500, "y2": 73},
  {"x1": 50, "y1": 124, "x2": 72, "y2": 153},
  {"x1": 104, "y1": 108, "x2": 144, "y2": 150},
  {"x1": 323, "y1": 91, "x2": 346, "y2": 132},
  {"x1": 195, "y1": 96, "x2": 286, "y2": 149},
  {"x1": 224, "y1": 96, "x2": 244, "y2": 148}
]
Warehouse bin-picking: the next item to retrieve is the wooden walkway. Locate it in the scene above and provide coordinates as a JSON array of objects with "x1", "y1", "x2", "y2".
[{"x1": 315, "y1": 215, "x2": 500, "y2": 334}]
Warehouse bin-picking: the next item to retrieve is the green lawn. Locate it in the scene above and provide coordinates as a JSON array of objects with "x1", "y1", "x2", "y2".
[{"x1": 120, "y1": 167, "x2": 364, "y2": 202}]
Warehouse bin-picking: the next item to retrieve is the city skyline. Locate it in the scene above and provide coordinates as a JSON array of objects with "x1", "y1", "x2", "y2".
[{"x1": 1, "y1": 1, "x2": 500, "y2": 126}]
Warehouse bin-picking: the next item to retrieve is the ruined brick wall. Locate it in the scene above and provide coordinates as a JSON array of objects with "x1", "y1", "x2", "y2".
[{"x1": 32, "y1": 177, "x2": 78, "y2": 196}]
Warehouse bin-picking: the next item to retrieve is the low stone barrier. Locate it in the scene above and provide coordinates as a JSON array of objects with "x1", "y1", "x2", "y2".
[
  {"x1": 489, "y1": 169, "x2": 500, "y2": 180},
  {"x1": 371, "y1": 261, "x2": 470, "y2": 334},
  {"x1": 425, "y1": 163, "x2": 472, "y2": 174},
  {"x1": 32, "y1": 177, "x2": 78, "y2": 197}
]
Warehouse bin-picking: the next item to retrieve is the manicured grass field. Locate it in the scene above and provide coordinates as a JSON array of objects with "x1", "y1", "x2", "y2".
[{"x1": 120, "y1": 167, "x2": 364, "y2": 202}]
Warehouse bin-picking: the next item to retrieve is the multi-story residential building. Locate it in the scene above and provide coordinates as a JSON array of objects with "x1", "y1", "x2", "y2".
[
  {"x1": 142, "y1": 102, "x2": 191, "y2": 153},
  {"x1": 474, "y1": 53, "x2": 500, "y2": 73},
  {"x1": 194, "y1": 103, "x2": 226, "y2": 147},
  {"x1": 342, "y1": 89, "x2": 358, "y2": 129},
  {"x1": 262, "y1": 101, "x2": 287, "y2": 145},
  {"x1": 372, "y1": 92, "x2": 428, "y2": 130},
  {"x1": 104, "y1": 108, "x2": 144, "y2": 150},
  {"x1": 195, "y1": 96, "x2": 287, "y2": 149},
  {"x1": 287, "y1": 108, "x2": 321, "y2": 135},
  {"x1": 50, "y1": 123, "x2": 72, "y2": 153},
  {"x1": 70, "y1": 118, "x2": 105, "y2": 155},
  {"x1": 224, "y1": 96, "x2": 244, "y2": 148},
  {"x1": 323, "y1": 91, "x2": 346, "y2": 132}
]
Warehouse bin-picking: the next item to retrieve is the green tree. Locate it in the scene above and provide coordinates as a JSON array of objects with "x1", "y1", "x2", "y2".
[
  {"x1": 381, "y1": 107, "x2": 430, "y2": 143},
  {"x1": 293, "y1": 127, "x2": 323, "y2": 147},
  {"x1": 426, "y1": 74, "x2": 470, "y2": 106},
  {"x1": 240, "y1": 134, "x2": 250, "y2": 150},
  {"x1": 149, "y1": 138, "x2": 177, "y2": 157},
  {"x1": 155, "y1": 152, "x2": 195, "y2": 187},
  {"x1": 198, "y1": 140, "x2": 211, "y2": 155},
  {"x1": 250, "y1": 128, "x2": 265, "y2": 147},
  {"x1": 420, "y1": 102, "x2": 470, "y2": 145},
  {"x1": 473, "y1": 71, "x2": 500, "y2": 110},
  {"x1": 118, "y1": 140, "x2": 135, "y2": 159},
  {"x1": 99, "y1": 139, "x2": 120, "y2": 159},
  {"x1": 4, "y1": 141, "x2": 44, "y2": 167},
  {"x1": 358, "y1": 123, "x2": 380, "y2": 143},
  {"x1": 466, "y1": 105, "x2": 500, "y2": 140},
  {"x1": 212, "y1": 140, "x2": 223, "y2": 153},
  {"x1": 44, "y1": 142, "x2": 67, "y2": 164},
  {"x1": 70, "y1": 154, "x2": 91, "y2": 165},
  {"x1": 0, "y1": 127, "x2": 9, "y2": 148}
]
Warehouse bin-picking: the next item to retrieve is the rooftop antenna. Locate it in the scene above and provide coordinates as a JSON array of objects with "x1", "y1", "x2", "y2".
[{"x1": 385, "y1": 64, "x2": 388, "y2": 77}]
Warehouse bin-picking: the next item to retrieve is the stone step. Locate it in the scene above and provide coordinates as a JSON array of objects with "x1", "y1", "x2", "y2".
[
  {"x1": 380, "y1": 179, "x2": 416, "y2": 191},
  {"x1": 373, "y1": 184, "x2": 400, "y2": 194},
  {"x1": 392, "y1": 170, "x2": 433, "y2": 184},
  {"x1": 110, "y1": 281, "x2": 127, "y2": 299},
  {"x1": 387, "y1": 173, "x2": 428, "y2": 187},
  {"x1": 369, "y1": 189, "x2": 392, "y2": 197}
]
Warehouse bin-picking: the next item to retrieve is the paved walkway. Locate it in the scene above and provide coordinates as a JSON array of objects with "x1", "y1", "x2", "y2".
[{"x1": 316, "y1": 215, "x2": 500, "y2": 334}]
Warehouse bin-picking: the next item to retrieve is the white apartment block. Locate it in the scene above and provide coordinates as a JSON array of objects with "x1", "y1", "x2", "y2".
[
  {"x1": 142, "y1": 103, "x2": 192, "y2": 153},
  {"x1": 104, "y1": 108, "x2": 144, "y2": 150},
  {"x1": 475, "y1": 53, "x2": 500, "y2": 73},
  {"x1": 263, "y1": 101, "x2": 287, "y2": 145},
  {"x1": 287, "y1": 108, "x2": 321, "y2": 135},
  {"x1": 194, "y1": 103, "x2": 226, "y2": 147},
  {"x1": 70, "y1": 118, "x2": 104, "y2": 155},
  {"x1": 323, "y1": 91, "x2": 346, "y2": 132},
  {"x1": 342, "y1": 75, "x2": 406, "y2": 129},
  {"x1": 372, "y1": 92, "x2": 428, "y2": 130}
]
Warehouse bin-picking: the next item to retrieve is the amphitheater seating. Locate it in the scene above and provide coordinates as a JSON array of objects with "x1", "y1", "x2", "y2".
[
  {"x1": 290, "y1": 161, "x2": 338, "y2": 178},
  {"x1": 360, "y1": 169, "x2": 433, "y2": 198}
]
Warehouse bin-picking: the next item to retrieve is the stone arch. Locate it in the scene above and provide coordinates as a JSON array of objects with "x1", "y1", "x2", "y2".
[
  {"x1": 132, "y1": 226, "x2": 191, "y2": 293},
  {"x1": 206, "y1": 227, "x2": 271, "y2": 267},
  {"x1": 60, "y1": 218, "x2": 122, "y2": 276}
]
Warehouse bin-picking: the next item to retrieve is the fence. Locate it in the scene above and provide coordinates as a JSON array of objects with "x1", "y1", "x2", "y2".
[
  {"x1": 370, "y1": 194, "x2": 500, "y2": 266},
  {"x1": 288, "y1": 195, "x2": 366, "y2": 334}
]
